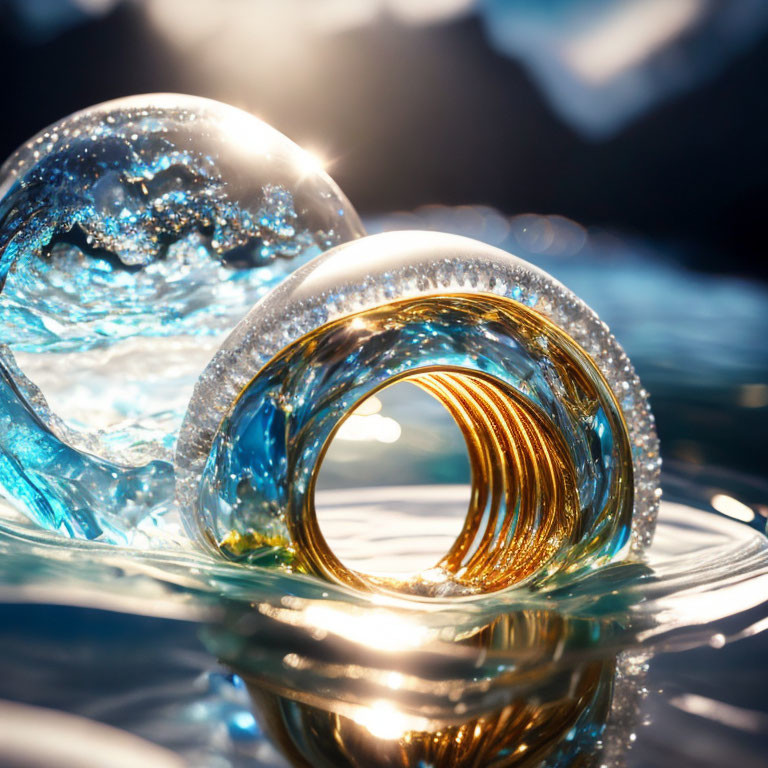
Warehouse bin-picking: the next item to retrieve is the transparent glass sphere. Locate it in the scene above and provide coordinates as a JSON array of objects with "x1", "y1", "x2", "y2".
[{"x1": 0, "y1": 94, "x2": 363, "y2": 542}]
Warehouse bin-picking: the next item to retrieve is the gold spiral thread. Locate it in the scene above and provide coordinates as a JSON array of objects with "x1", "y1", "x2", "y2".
[
  {"x1": 305, "y1": 366, "x2": 581, "y2": 593},
  {"x1": 415, "y1": 370, "x2": 579, "y2": 592},
  {"x1": 284, "y1": 293, "x2": 633, "y2": 598}
]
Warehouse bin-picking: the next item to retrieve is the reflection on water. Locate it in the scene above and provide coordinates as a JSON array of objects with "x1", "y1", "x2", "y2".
[
  {"x1": 244, "y1": 651, "x2": 616, "y2": 767},
  {"x1": 0, "y1": 479, "x2": 766, "y2": 766},
  {"x1": 230, "y1": 603, "x2": 623, "y2": 767}
]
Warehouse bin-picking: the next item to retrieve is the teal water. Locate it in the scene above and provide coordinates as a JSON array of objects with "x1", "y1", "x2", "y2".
[{"x1": 0, "y1": 478, "x2": 766, "y2": 767}]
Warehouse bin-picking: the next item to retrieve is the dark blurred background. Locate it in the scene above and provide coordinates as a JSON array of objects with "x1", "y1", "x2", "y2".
[{"x1": 0, "y1": 0, "x2": 766, "y2": 279}]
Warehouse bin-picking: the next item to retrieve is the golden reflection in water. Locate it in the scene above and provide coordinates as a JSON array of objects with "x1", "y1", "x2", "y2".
[
  {"x1": 236, "y1": 607, "x2": 619, "y2": 768},
  {"x1": 248, "y1": 669, "x2": 612, "y2": 768}
]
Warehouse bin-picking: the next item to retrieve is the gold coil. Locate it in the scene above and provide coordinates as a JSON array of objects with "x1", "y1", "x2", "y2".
[{"x1": 282, "y1": 293, "x2": 633, "y2": 597}]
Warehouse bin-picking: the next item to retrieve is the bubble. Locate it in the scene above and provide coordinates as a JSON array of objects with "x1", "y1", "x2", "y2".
[{"x1": 0, "y1": 94, "x2": 363, "y2": 541}]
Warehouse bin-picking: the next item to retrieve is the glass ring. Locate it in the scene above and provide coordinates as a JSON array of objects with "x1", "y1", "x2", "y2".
[{"x1": 176, "y1": 231, "x2": 660, "y2": 598}]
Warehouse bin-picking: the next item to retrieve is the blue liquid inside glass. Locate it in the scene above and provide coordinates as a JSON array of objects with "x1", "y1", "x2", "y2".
[{"x1": 0, "y1": 95, "x2": 363, "y2": 543}]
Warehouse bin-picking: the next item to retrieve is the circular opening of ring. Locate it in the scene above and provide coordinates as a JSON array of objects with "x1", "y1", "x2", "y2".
[
  {"x1": 314, "y1": 382, "x2": 472, "y2": 579},
  {"x1": 310, "y1": 367, "x2": 581, "y2": 598}
]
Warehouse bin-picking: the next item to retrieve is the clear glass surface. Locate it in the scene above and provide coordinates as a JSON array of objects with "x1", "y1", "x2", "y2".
[{"x1": 0, "y1": 94, "x2": 364, "y2": 542}]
